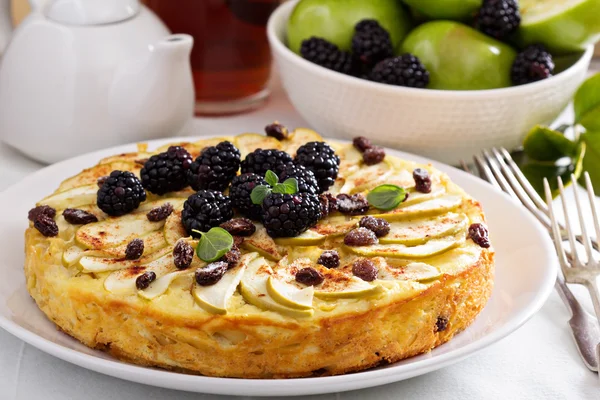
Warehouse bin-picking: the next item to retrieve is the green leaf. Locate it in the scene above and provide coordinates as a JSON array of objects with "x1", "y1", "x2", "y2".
[
  {"x1": 251, "y1": 185, "x2": 271, "y2": 205},
  {"x1": 195, "y1": 227, "x2": 233, "y2": 262},
  {"x1": 574, "y1": 73, "x2": 600, "y2": 132},
  {"x1": 264, "y1": 170, "x2": 279, "y2": 187},
  {"x1": 272, "y1": 178, "x2": 299, "y2": 195},
  {"x1": 580, "y1": 133, "x2": 600, "y2": 189},
  {"x1": 523, "y1": 125, "x2": 578, "y2": 161},
  {"x1": 367, "y1": 184, "x2": 407, "y2": 211}
]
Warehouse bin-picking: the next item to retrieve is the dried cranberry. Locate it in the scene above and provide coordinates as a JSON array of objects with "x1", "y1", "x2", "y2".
[
  {"x1": 359, "y1": 216, "x2": 390, "y2": 237},
  {"x1": 317, "y1": 250, "x2": 340, "y2": 269},
  {"x1": 344, "y1": 228, "x2": 378, "y2": 246},
  {"x1": 435, "y1": 316, "x2": 449, "y2": 332},
  {"x1": 28, "y1": 205, "x2": 56, "y2": 221},
  {"x1": 468, "y1": 223, "x2": 491, "y2": 248},
  {"x1": 336, "y1": 193, "x2": 369, "y2": 215},
  {"x1": 97, "y1": 176, "x2": 108, "y2": 188},
  {"x1": 195, "y1": 261, "x2": 228, "y2": 286},
  {"x1": 319, "y1": 193, "x2": 338, "y2": 218},
  {"x1": 295, "y1": 267, "x2": 324, "y2": 286},
  {"x1": 220, "y1": 218, "x2": 256, "y2": 236},
  {"x1": 265, "y1": 122, "x2": 289, "y2": 140},
  {"x1": 146, "y1": 202, "x2": 174, "y2": 222},
  {"x1": 363, "y1": 146, "x2": 386, "y2": 165},
  {"x1": 125, "y1": 238, "x2": 144, "y2": 260},
  {"x1": 63, "y1": 208, "x2": 98, "y2": 225},
  {"x1": 220, "y1": 246, "x2": 241, "y2": 269},
  {"x1": 413, "y1": 168, "x2": 432, "y2": 193},
  {"x1": 352, "y1": 259, "x2": 378, "y2": 281},
  {"x1": 173, "y1": 240, "x2": 194, "y2": 269},
  {"x1": 353, "y1": 136, "x2": 373, "y2": 152},
  {"x1": 136, "y1": 271, "x2": 156, "y2": 290},
  {"x1": 33, "y1": 214, "x2": 59, "y2": 237}
]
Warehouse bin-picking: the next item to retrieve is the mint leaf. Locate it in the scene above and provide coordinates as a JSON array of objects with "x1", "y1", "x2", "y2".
[
  {"x1": 251, "y1": 185, "x2": 271, "y2": 205},
  {"x1": 580, "y1": 133, "x2": 600, "y2": 189},
  {"x1": 574, "y1": 73, "x2": 600, "y2": 132},
  {"x1": 523, "y1": 125, "x2": 578, "y2": 161},
  {"x1": 264, "y1": 170, "x2": 279, "y2": 187},
  {"x1": 272, "y1": 178, "x2": 299, "y2": 195},
  {"x1": 367, "y1": 184, "x2": 406, "y2": 211},
  {"x1": 195, "y1": 227, "x2": 233, "y2": 262}
]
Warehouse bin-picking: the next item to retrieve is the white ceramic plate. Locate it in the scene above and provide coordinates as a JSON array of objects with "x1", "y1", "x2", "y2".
[{"x1": 0, "y1": 138, "x2": 557, "y2": 397}]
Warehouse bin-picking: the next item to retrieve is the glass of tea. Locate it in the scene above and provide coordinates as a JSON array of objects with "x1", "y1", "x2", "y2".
[{"x1": 144, "y1": 0, "x2": 281, "y2": 115}]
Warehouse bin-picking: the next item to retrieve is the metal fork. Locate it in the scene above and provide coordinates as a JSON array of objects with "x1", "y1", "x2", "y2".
[
  {"x1": 461, "y1": 150, "x2": 600, "y2": 372},
  {"x1": 545, "y1": 172, "x2": 600, "y2": 369}
]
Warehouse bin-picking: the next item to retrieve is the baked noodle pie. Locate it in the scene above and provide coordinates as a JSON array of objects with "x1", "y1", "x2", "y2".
[{"x1": 24, "y1": 124, "x2": 494, "y2": 378}]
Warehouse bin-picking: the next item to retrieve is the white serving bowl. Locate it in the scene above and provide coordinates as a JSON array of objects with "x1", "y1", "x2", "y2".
[{"x1": 267, "y1": 0, "x2": 594, "y2": 165}]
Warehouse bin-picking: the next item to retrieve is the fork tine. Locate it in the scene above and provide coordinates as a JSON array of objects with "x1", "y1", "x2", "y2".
[
  {"x1": 584, "y1": 172, "x2": 600, "y2": 254},
  {"x1": 459, "y1": 160, "x2": 473, "y2": 175},
  {"x1": 545, "y1": 179, "x2": 571, "y2": 275},
  {"x1": 481, "y1": 150, "x2": 519, "y2": 198},
  {"x1": 473, "y1": 155, "x2": 501, "y2": 188},
  {"x1": 498, "y1": 148, "x2": 548, "y2": 212},
  {"x1": 558, "y1": 177, "x2": 582, "y2": 268},
  {"x1": 571, "y1": 173, "x2": 595, "y2": 266}
]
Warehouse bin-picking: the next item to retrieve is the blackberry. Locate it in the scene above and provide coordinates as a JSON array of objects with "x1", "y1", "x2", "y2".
[
  {"x1": 294, "y1": 142, "x2": 340, "y2": 193},
  {"x1": 275, "y1": 163, "x2": 319, "y2": 195},
  {"x1": 140, "y1": 146, "x2": 193, "y2": 195},
  {"x1": 229, "y1": 173, "x2": 268, "y2": 220},
  {"x1": 476, "y1": 0, "x2": 520, "y2": 40},
  {"x1": 511, "y1": 44, "x2": 555, "y2": 85},
  {"x1": 261, "y1": 192, "x2": 321, "y2": 238},
  {"x1": 97, "y1": 170, "x2": 146, "y2": 216},
  {"x1": 352, "y1": 19, "x2": 394, "y2": 70},
  {"x1": 300, "y1": 37, "x2": 354, "y2": 75},
  {"x1": 182, "y1": 190, "x2": 233, "y2": 238},
  {"x1": 369, "y1": 54, "x2": 430, "y2": 88},
  {"x1": 240, "y1": 149, "x2": 293, "y2": 176},
  {"x1": 187, "y1": 141, "x2": 241, "y2": 191}
]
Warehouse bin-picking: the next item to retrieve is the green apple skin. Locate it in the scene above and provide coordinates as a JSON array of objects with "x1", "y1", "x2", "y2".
[
  {"x1": 516, "y1": 0, "x2": 600, "y2": 55},
  {"x1": 403, "y1": 0, "x2": 481, "y2": 21},
  {"x1": 287, "y1": 0, "x2": 411, "y2": 54},
  {"x1": 401, "y1": 21, "x2": 517, "y2": 90}
]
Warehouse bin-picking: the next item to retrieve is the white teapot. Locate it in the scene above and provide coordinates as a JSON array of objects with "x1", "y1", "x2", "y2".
[{"x1": 0, "y1": 0, "x2": 194, "y2": 163}]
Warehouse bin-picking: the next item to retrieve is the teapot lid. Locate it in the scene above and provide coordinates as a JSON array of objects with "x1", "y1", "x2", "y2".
[{"x1": 46, "y1": 0, "x2": 140, "y2": 25}]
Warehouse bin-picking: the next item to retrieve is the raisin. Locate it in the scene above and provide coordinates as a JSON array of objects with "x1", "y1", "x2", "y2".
[
  {"x1": 265, "y1": 122, "x2": 289, "y2": 140},
  {"x1": 435, "y1": 316, "x2": 449, "y2": 332},
  {"x1": 173, "y1": 240, "x2": 194, "y2": 269},
  {"x1": 413, "y1": 168, "x2": 432, "y2": 193},
  {"x1": 317, "y1": 250, "x2": 340, "y2": 269},
  {"x1": 363, "y1": 146, "x2": 386, "y2": 165},
  {"x1": 344, "y1": 228, "x2": 378, "y2": 246},
  {"x1": 233, "y1": 236, "x2": 245, "y2": 248},
  {"x1": 136, "y1": 271, "x2": 156, "y2": 290},
  {"x1": 220, "y1": 246, "x2": 241, "y2": 269},
  {"x1": 359, "y1": 216, "x2": 390, "y2": 237},
  {"x1": 319, "y1": 193, "x2": 338, "y2": 218},
  {"x1": 195, "y1": 261, "x2": 228, "y2": 286},
  {"x1": 33, "y1": 214, "x2": 59, "y2": 237},
  {"x1": 468, "y1": 223, "x2": 491, "y2": 248},
  {"x1": 295, "y1": 267, "x2": 324, "y2": 286},
  {"x1": 97, "y1": 176, "x2": 108, "y2": 188},
  {"x1": 352, "y1": 259, "x2": 378, "y2": 281},
  {"x1": 28, "y1": 205, "x2": 56, "y2": 221},
  {"x1": 125, "y1": 238, "x2": 144, "y2": 260},
  {"x1": 353, "y1": 136, "x2": 373, "y2": 152},
  {"x1": 220, "y1": 218, "x2": 256, "y2": 236},
  {"x1": 146, "y1": 202, "x2": 174, "y2": 222},
  {"x1": 63, "y1": 208, "x2": 98, "y2": 225},
  {"x1": 336, "y1": 193, "x2": 369, "y2": 215}
]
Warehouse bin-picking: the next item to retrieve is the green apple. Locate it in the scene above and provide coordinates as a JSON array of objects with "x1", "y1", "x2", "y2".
[
  {"x1": 345, "y1": 235, "x2": 464, "y2": 258},
  {"x1": 313, "y1": 277, "x2": 382, "y2": 299},
  {"x1": 241, "y1": 223, "x2": 285, "y2": 261},
  {"x1": 370, "y1": 195, "x2": 463, "y2": 221},
  {"x1": 340, "y1": 159, "x2": 393, "y2": 194},
  {"x1": 267, "y1": 275, "x2": 314, "y2": 310},
  {"x1": 163, "y1": 210, "x2": 187, "y2": 246},
  {"x1": 192, "y1": 260, "x2": 248, "y2": 314},
  {"x1": 40, "y1": 184, "x2": 98, "y2": 210},
  {"x1": 233, "y1": 133, "x2": 283, "y2": 159},
  {"x1": 83, "y1": 246, "x2": 172, "y2": 273},
  {"x1": 379, "y1": 212, "x2": 469, "y2": 245},
  {"x1": 274, "y1": 229, "x2": 326, "y2": 246},
  {"x1": 287, "y1": 0, "x2": 412, "y2": 53},
  {"x1": 378, "y1": 261, "x2": 442, "y2": 282},
  {"x1": 401, "y1": 21, "x2": 517, "y2": 90},
  {"x1": 403, "y1": 0, "x2": 481, "y2": 21},
  {"x1": 140, "y1": 270, "x2": 189, "y2": 300},
  {"x1": 516, "y1": 0, "x2": 600, "y2": 54}
]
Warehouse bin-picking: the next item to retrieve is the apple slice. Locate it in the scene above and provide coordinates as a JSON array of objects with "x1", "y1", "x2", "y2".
[
  {"x1": 140, "y1": 270, "x2": 191, "y2": 300},
  {"x1": 371, "y1": 195, "x2": 463, "y2": 221},
  {"x1": 164, "y1": 209, "x2": 188, "y2": 245},
  {"x1": 283, "y1": 128, "x2": 323, "y2": 155},
  {"x1": 192, "y1": 137, "x2": 234, "y2": 150},
  {"x1": 267, "y1": 275, "x2": 314, "y2": 310},
  {"x1": 83, "y1": 246, "x2": 172, "y2": 273},
  {"x1": 312, "y1": 215, "x2": 358, "y2": 237},
  {"x1": 58, "y1": 161, "x2": 138, "y2": 192},
  {"x1": 346, "y1": 235, "x2": 464, "y2": 259},
  {"x1": 336, "y1": 144, "x2": 363, "y2": 176},
  {"x1": 340, "y1": 160, "x2": 393, "y2": 194},
  {"x1": 234, "y1": 133, "x2": 283, "y2": 159},
  {"x1": 39, "y1": 184, "x2": 98, "y2": 210},
  {"x1": 192, "y1": 257, "x2": 250, "y2": 314},
  {"x1": 239, "y1": 256, "x2": 314, "y2": 318},
  {"x1": 378, "y1": 261, "x2": 442, "y2": 282},
  {"x1": 274, "y1": 229, "x2": 326, "y2": 246},
  {"x1": 98, "y1": 152, "x2": 153, "y2": 166},
  {"x1": 242, "y1": 223, "x2": 285, "y2": 261},
  {"x1": 379, "y1": 212, "x2": 469, "y2": 245}
]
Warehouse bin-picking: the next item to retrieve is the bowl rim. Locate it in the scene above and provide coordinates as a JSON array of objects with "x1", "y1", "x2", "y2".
[{"x1": 267, "y1": 0, "x2": 595, "y2": 98}]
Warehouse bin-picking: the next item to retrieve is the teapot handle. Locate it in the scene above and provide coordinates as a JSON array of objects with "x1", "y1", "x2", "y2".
[{"x1": 0, "y1": 0, "x2": 48, "y2": 56}]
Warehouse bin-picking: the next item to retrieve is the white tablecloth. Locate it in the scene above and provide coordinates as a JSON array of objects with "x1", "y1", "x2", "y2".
[{"x1": 1, "y1": 77, "x2": 599, "y2": 400}]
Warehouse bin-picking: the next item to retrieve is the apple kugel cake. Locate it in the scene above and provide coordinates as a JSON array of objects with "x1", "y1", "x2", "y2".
[{"x1": 24, "y1": 124, "x2": 494, "y2": 378}]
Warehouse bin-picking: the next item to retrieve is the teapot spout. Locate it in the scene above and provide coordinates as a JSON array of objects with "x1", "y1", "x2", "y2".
[{"x1": 110, "y1": 33, "x2": 195, "y2": 139}]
